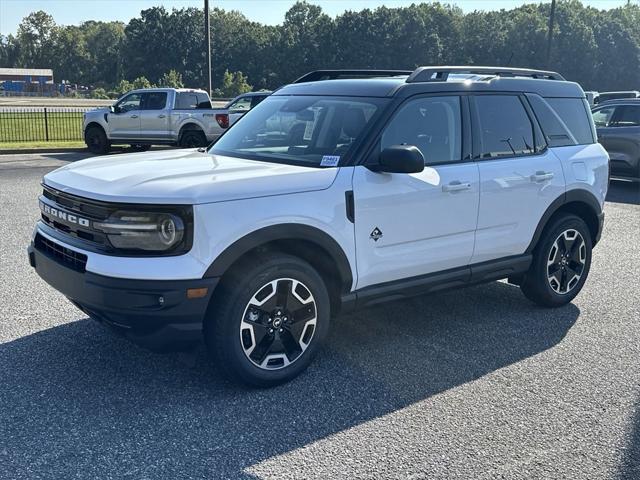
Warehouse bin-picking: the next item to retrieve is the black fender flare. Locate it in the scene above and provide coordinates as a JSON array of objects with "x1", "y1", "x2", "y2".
[
  {"x1": 203, "y1": 223, "x2": 354, "y2": 292},
  {"x1": 526, "y1": 189, "x2": 603, "y2": 253}
]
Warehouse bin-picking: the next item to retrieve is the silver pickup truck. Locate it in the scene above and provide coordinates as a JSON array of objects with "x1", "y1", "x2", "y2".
[{"x1": 83, "y1": 88, "x2": 269, "y2": 154}]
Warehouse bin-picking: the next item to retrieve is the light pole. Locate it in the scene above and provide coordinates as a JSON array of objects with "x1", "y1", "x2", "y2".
[
  {"x1": 546, "y1": 0, "x2": 557, "y2": 69},
  {"x1": 204, "y1": 0, "x2": 212, "y2": 94}
]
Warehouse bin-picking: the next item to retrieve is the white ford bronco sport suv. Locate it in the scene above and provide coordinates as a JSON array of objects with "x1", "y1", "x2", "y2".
[{"x1": 29, "y1": 67, "x2": 608, "y2": 387}]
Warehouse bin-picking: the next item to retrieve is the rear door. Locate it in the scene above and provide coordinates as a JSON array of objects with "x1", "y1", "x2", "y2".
[
  {"x1": 470, "y1": 94, "x2": 565, "y2": 264},
  {"x1": 107, "y1": 92, "x2": 142, "y2": 139},
  {"x1": 595, "y1": 104, "x2": 640, "y2": 177},
  {"x1": 353, "y1": 95, "x2": 480, "y2": 289},
  {"x1": 138, "y1": 91, "x2": 170, "y2": 140}
]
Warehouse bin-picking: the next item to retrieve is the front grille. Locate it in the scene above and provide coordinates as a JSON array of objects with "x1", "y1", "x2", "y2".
[
  {"x1": 35, "y1": 234, "x2": 88, "y2": 272},
  {"x1": 40, "y1": 185, "x2": 110, "y2": 248}
]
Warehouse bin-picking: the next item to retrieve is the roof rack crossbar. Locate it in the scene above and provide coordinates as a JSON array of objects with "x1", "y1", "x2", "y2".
[
  {"x1": 406, "y1": 66, "x2": 565, "y2": 83},
  {"x1": 293, "y1": 69, "x2": 413, "y2": 84}
]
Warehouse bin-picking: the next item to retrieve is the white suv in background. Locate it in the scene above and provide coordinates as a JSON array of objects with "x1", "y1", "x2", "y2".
[{"x1": 30, "y1": 67, "x2": 608, "y2": 387}]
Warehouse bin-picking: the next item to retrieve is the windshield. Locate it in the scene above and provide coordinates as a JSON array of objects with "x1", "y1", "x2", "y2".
[{"x1": 210, "y1": 95, "x2": 387, "y2": 167}]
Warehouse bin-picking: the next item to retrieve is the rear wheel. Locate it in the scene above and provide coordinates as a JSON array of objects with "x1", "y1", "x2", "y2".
[
  {"x1": 179, "y1": 129, "x2": 207, "y2": 148},
  {"x1": 204, "y1": 254, "x2": 330, "y2": 387},
  {"x1": 85, "y1": 126, "x2": 110, "y2": 154},
  {"x1": 521, "y1": 214, "x2": 592, "y2": 307}
]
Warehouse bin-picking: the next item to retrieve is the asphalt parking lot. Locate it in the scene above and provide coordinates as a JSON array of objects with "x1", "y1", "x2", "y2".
[{"x1": 0, "y1": 152, "x2": 639, "y2": 479}]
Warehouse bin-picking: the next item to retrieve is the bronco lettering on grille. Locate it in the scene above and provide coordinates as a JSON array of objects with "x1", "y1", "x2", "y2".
[{"x1": 40, "y1": 201, "x2": 91, "y2": 227}]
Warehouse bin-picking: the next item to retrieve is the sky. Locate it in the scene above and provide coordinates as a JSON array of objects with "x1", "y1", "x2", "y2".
[{"x1": 0, "y1": 0, "x2": 635, "y2": 35}]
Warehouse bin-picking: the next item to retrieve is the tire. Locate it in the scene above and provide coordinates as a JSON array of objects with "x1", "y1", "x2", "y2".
[
  {"x1": 204, "y1": 253, "x2": 331, "y2": 387},
  {"x1": 179, "y1": 129, "x2": 207, "y2": 148},
  {"x1": 85, "y1": 126, "x2": 110, "y2": 154},
  {"x1": 521, "y1": 214, "x2": 593, "y2": 308}
]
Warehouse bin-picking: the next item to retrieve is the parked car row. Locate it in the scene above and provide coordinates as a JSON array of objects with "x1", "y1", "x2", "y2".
[
  {"x1": 82, "y1": 81, "x2": 639, "y2": 182},
  {"x1": 83, "y1": 88, "x2": 270, "y2": 154}
]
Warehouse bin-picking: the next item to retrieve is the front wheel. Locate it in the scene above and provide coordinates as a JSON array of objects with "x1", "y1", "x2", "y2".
[
  {"x1": 521, "y1": 214, "x2": 592, "y2": 307},
  {"x1": 204, "y1": 254, "x2": 330, "y2": 387},
  {"x1": 85, "y1": 126, "x2": 110, "y2": 154}
]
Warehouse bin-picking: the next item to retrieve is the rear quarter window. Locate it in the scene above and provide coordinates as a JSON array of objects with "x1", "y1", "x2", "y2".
[{"x1": 546, "y1": 98, "x2": 595, "y2": 145}]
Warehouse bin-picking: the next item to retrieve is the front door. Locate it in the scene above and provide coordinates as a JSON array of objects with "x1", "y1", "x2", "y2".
[
  {"x1": 353, "y1": 95, "x2": 480, "y2": 289},
  {"x1": 107, "y1": 92, "x2": 142, "y2": 139},
  {"x1": 138, "y1": 91, "x2": 170, "y2": 140}
]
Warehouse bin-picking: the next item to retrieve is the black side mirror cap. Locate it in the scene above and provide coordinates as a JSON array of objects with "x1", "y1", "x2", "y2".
[{"x1": 370, "y1": 145, "x2": 425, "y2": 174}]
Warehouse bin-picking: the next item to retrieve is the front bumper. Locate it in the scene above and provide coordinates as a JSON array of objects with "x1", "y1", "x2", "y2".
[{"x1": 28, "y1": 239, "x2": 218, "y2": 351}]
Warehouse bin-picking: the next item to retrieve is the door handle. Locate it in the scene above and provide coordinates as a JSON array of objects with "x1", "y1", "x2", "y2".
[
  {"x1": 158, "y1": 114, "x2": 166, "y2": 118},
  {"x1": 530, "y1": 171, "x2": 554, "y2": 182},
  {"x1": 442, "y1": 181, "x2": 472, "y2": 192},
  {"x1": 130, "y1": 114, "x2": 138, "y2": 119}
]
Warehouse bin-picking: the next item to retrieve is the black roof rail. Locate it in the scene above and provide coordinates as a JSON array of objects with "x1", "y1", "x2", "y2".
[
  {"x1": 406, "y1": 66, "x2": 565, "y2": 83},
  {"x1": 293, "y1": 69, "x2": 413, "y2": 84}
]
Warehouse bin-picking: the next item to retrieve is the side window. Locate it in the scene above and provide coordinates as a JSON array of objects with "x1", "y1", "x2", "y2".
[
  {"x1": 474, "y1": 95, "x2": 535, "y2": 158},
  {"x1": 115, "y1": 93, "x2": 141, "y2": 113},
  {"x1": 229, "y1": 96, "x2": 252, "y2": 112},
  {"x1": 381, "y1": 96, "x2": 462, "y2": 165},
  {"x1": 175, "y1": 92, "x2": 199, "y2": 110},
  {"x1": 142, "y1": 92, "x2": 167, "y2": 110},
  {"x1": 196, "y1": 92, "x2": 211, "y2": 109},
  {"x1": 546, "y1": 98, "x2": 595, "y2": 144},
  {"x1": 251, "y1": 95, "x2": 267, "y2": 109},
  {"x1": 611, "y1": 105, "x2": 640, "y2": 127},
  {"x1": 592, "y1": 106, "x2": 616, "y2": 128}
]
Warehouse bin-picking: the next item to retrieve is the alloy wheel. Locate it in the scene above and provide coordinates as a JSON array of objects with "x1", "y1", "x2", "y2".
[
  {"x1": 546, "y1": 229, "x2": 587, "y2": 295},
  {"x1": 240, "y1": 278, "x2": 317, "y2": 370}
]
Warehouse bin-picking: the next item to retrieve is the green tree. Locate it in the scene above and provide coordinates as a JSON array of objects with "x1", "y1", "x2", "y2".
[
  {"x1": 15, "y1": 11, "x2": 58, "y2": 68},
  {"x1": 114, "y1": 79, "x2": 133, "y2": 94},
  {"x1": 131, "y1": 76, "x2": 154, "y2": 89},
  {"x1": 158, "y1": 69, "x2": 184, "y2": 88},
  {"x1": 90, "y1": 87, "x2": 109, "y2": 99},
  {"x1": 215, "y1": 70, "x2": 252, "y2": 97}
]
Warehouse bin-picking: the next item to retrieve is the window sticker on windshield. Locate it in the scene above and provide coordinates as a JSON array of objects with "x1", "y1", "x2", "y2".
[
  {"x1": 303, "y1": 111, "x2": 318, "y2": 141},
  {"x1": 320, "y1": 155, "x2": 340, "y2": 167}
]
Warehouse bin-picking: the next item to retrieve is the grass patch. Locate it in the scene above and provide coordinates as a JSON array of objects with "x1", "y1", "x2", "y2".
[
  {"x1": 0, "y1": 140, "x2": 85, "y2": 151},
  {"x1": 0, "y1": 110, "x2": 86, "y2": 143}
]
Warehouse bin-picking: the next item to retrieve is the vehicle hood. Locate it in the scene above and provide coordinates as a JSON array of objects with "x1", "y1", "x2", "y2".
[{"x1": 43, "y1": 149, "x2": 339, "y2": 204}]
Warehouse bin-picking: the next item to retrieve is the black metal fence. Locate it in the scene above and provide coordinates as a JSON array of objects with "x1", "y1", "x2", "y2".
[{"x1": 0, "y1": 107, "x2": 92, "y2": 143}]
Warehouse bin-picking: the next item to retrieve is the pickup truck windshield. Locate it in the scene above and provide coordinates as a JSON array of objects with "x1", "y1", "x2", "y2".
[{"x1": 209, "y1": 95, "x2": 387, "y2": 167}]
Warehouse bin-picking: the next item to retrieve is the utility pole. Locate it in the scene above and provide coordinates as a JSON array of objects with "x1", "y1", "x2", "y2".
[
  {"x1": 546, "y1": 0, "x2": 557, "y2": 69},
  {"x1": 204, "y1": 0, "x2": 212, "y2": 94}
]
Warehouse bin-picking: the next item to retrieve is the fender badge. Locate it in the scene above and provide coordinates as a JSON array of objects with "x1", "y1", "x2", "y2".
[{"x1": 370, "y1": 227, "x2": 383, "y2": 242}]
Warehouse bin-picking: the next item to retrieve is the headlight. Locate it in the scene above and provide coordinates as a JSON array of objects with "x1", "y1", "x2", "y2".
[{"x1": 94, "y1": 210, "x2": 187, "y2": 252}]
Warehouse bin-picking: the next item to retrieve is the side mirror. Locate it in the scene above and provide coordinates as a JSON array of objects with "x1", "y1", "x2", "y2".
[
  {"x1": 109, "y1": 105, "x2": 115, "y2": 114},
  {"x1": 371, "y1": 145, "x2": 425, "y2": 174}
]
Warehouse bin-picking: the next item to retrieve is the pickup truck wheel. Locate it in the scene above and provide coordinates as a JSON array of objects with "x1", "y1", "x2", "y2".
[
  {"x1": 521, "y1": 214, "x2": 592, "y2": 307},
  {"x1": 204, "y1": 254, "x2": 330, "y2": 387},
  {"x1": 85, "y1": 126, "x2": 110, "y2": 154},
  {"x1": 179, "y1": 130, "x2": 207, "y2": 148}
]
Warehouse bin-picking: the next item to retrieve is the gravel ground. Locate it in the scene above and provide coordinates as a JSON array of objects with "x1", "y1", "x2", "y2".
[{"x1": 0, "y1": 155, "x2": 639, "y2": 479}]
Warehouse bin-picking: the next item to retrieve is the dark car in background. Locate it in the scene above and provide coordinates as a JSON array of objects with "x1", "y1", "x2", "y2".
[
  {"x1": 592, "y1": 99, "x2": 640, "y2": 180},
  {"x1": 596, "y1": 91, "x2": 640, "y2": 104}
]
